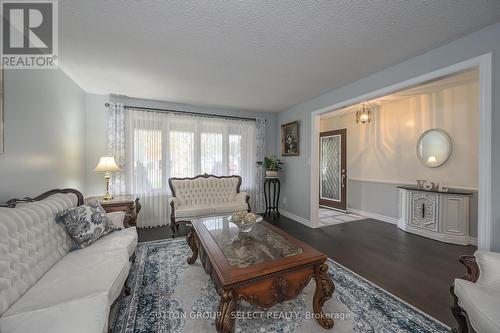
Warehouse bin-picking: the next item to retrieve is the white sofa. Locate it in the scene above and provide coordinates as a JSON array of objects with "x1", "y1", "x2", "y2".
[
  {"x1": 168, "y1": 174, "x2": 250, "y2": 235},
  {"x1": 451, "y1": 250, "x2": 500, "y2": 333},
  {"x1": 0, "y1": 189, "x2": 138, "y2": 333}
]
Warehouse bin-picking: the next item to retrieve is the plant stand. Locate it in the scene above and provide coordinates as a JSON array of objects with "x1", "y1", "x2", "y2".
[{"x1": 264, "y1": 178, "x2": 280, "y2": 219}]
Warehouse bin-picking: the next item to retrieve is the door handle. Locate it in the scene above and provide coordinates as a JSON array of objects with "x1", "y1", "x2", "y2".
[{"x1": 341, "y1": 174, "x2": 346, "y2": 188}]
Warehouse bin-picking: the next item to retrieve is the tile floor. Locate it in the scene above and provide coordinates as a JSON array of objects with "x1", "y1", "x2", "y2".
[{"x1": 318, "y1": 207, "x2": 365, "y2": 226}]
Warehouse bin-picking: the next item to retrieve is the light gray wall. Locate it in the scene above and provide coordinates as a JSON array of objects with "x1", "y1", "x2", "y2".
[
  {"x1": 85, "y1": 93, "x2": 110, "y2": 197},
  {"x1": 348, "y1": 180, "x2": 399, "y2": 219},
  {"x1": 276, "y1": 22, "x2": 500, "y2": 250},
  {"x1": 0, "y1": 69, "x2": 86, "y2": 202},
  {"x1": 470, "y1": 192, "x2": 478, "y2": 238},
  {"x1": 85, "y1": 94, "x2": 278, "y2": 197}
]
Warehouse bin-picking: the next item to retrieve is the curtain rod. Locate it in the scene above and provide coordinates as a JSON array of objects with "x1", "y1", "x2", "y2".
[{"x1": 104, "y1": 103, "x2": 263, "y2": 122}]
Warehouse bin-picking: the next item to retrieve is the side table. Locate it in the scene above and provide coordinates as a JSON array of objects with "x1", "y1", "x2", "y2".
[
  {"x1": 85, "y1": 195, "x2": 141, "y2": 227},
  {"x1": 264, "y1": 177, "x2": 280, "y2": 219}
]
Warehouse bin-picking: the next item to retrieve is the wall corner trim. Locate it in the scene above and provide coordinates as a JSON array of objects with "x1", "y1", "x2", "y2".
[
  {"x1": 280, "y1": 210, "x2": 314, "y2": 228},
  {"x1": 348, "y1": 209, "x2": 398, "y2": 225}
]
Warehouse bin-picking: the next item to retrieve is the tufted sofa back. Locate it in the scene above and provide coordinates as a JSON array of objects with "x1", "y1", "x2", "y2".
[
  {"x1": 170, "y1": 175, "x2": 241, "y2": 206},
  {"x1": 0, "y1": 193, "x2": 78, "y2": 315}
]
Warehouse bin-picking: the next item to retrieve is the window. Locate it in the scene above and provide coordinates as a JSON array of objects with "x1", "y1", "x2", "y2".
[
  {"x1": 170, "y1": 131, "x2": 194, "y2": 178},
  {"x1": 201, "y1": 132, "x2": 223, "y2": 175},
  {"x1": 133, "y1": 129, "x2": 162, "y2": 190},
  {"x1": 125, "y1": 110, "x2": 256, "y2": 227},
  {"x1": 131, "y1": 120, "x2": 251, "y2": 186},
  {"x1": 229, "y1": 134, "x2": 241, "y2": 175}
]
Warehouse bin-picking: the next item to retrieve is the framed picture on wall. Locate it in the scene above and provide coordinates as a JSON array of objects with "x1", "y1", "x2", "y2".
[
  {"x1": 281, "y1": 120, "x2": 299, "y2": 156},
  {"x1": 0, "y1": 66, "x2": 3, "y2": 154}
]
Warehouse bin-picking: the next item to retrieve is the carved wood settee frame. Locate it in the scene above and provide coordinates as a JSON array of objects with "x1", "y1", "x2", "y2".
[
  {"x1": 168, "y1": 173, "x2": 251, "y2": 237},
  {"x1": 0, "y1": 188, "x2": 85, "y2": 208}
]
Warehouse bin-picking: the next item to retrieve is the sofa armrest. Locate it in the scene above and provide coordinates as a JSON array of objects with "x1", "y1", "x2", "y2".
[
  {"x1": 236, "y1": 192, "x2": 251, "y2": 212},
  {"x1": 475, "y1": 250, "x2": 500, "y2": 285},
  {"x1": 107, "y1": 211, "x2": 125, "y2": 229},
  {"x1": 169, "y1": 197, "x2": 181, "y2": 210},
  {"x1": 235, "y1": 192, "x2": 248, "y2": 203}
]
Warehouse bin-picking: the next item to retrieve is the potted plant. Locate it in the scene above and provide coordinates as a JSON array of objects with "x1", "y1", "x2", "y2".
[{"x1": 257, "y1": 156, "x2": 283, "y2": 178}]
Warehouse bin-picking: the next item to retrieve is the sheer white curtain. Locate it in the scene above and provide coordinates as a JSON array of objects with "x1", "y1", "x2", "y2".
[
  {"x1": 255, "y1": 118, "x2": 266, "y2": 213},
  {"x1": 107, "y1": 103, "x2": 126, "y2": 195},
  {"x1": 119, "y1": 109, "x2": 257, "y2": 227}
]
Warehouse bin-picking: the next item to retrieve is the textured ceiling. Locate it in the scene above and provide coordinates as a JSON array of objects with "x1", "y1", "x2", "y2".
[{"x1": 59, "y1": 0, "x2": 500, "y2": 112}]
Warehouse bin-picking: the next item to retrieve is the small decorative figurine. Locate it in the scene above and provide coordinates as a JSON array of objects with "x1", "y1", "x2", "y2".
[{"x1": 416, "y1": 180, "x2": 449, "y2": 192}]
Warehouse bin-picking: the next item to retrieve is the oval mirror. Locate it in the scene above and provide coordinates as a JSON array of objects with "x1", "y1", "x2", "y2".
[{"x1": 416, "y1": 129, "x2": 452, "y2": 168}]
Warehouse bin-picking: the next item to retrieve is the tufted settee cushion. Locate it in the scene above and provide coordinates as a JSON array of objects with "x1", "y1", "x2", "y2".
[
  {"x1": 0, "y1": 193, "x2": 78, "y2": 316},
  {"x1": 171, "y1": 176, "x2": 241, "y2": 206},
  {"x1": 169, "y1": 176, "x2": 249, "y2": 220}
]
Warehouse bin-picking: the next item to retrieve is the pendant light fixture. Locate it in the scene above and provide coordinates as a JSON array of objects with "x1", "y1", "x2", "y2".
[{"x1": 356, "y1": 101, "x2": 374, "y2": 124}]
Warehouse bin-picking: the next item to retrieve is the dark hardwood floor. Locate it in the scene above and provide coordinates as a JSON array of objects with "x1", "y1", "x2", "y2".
[{"x1": 137, "y1": 216, "x2": 475, "y2": 327}]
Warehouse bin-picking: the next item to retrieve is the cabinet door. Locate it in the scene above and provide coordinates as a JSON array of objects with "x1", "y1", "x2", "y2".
[
  {"x1": 442, "y1": 195, "x2": 469, "y2": 236},
  {"x1": 410, "y1": 192, "x2": 438, "y2": 231}
]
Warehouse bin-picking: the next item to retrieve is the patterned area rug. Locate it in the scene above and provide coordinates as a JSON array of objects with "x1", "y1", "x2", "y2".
[{"x1": 111, "y1": 238, "x2": 451, "y2": 333}]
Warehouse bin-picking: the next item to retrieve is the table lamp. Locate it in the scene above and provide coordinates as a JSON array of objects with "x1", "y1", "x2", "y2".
[{"x1": 94, "y1": 156, "x2": 120, "y2": 200}]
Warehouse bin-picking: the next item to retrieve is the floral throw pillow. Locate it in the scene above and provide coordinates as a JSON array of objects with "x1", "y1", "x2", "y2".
[{"x1": 57, "y1": 200, "x2": 121, "y2": 249}]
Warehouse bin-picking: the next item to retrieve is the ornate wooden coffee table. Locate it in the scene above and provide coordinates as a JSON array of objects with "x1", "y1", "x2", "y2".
[{"x1": 186, "y1": 216, "x2": 335, "y2": 333}]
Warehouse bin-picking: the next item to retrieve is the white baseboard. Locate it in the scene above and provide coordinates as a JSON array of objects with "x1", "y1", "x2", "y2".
[
  {"x1": 348, "y1": 208, "x2": 398, "y2": 225},
  {"x1": 280, "y1": 210, "x2": 315, "y2": 228},
  {"x1": 470, "y1": 237, "x2": 478, "y2": 246}
]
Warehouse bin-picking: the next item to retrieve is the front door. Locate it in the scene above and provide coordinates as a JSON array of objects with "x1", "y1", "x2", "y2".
[{"x1": 319, "y1": 129, "x2": 347, "y2": 211}]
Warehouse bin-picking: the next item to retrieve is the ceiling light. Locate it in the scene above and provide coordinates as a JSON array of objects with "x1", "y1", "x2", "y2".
[{"x1": 356, "y1": 101, "x2": 374, "y2": 124}]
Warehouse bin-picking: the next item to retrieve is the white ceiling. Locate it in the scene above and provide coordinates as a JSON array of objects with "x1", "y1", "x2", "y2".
[{"x1": 59, "y1": 0, "x2": 500, "y2": 112}]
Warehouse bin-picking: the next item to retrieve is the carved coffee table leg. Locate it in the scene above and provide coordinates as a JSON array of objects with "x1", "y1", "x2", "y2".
[
  {"x1": 216, "y1": 289, "x2": 238, "y2": 333},
  {"x1": 186, "y1": 227, "x2": 198, "y2": 264},
  {"x1": 313, "y1": 262, "x2": 335, "y2": 329}
]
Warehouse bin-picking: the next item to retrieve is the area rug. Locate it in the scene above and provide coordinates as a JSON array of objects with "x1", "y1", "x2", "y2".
[{"x1": 111, "y1": 238, "x2": 451, "y2": 333}]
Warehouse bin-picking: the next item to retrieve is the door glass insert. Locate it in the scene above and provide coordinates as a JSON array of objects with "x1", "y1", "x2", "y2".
[{"x1": 320, "y1": 135, "x2": 341, "y2": 201}]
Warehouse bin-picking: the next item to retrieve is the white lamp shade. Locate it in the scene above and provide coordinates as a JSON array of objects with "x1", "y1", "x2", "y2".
[{"x1": 94, "y1": 157, "x2": 120, "y2": 172}]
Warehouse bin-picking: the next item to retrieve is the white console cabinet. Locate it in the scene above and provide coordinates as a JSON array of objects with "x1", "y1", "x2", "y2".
[{"x1": 398, "y1": 186, "x2": 473, "y2": 245}]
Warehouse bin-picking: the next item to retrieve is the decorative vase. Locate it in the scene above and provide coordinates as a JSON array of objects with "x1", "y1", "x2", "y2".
[{"x1": 266, "y1": 170, "x2": 278, "y2": 178}]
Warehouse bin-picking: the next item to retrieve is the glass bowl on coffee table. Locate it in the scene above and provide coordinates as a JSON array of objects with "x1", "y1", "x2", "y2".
[{"x1": 227, "y1": 214, "x2": 263, "y2": 233}]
